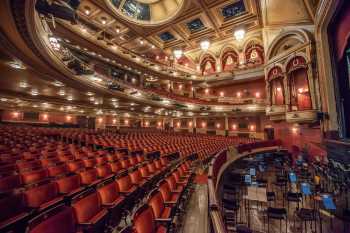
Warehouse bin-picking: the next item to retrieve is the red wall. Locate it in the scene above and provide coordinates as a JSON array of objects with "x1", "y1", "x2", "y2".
[
  {"x1": 262, "y1": 118, "x2": 326, "y2": 162},
  {"x1": 1, "y1": 110, "x2": 77, "y2": 124},
  {"x1": 198, "y1": 78, "x2": 266, "y2": 98}
]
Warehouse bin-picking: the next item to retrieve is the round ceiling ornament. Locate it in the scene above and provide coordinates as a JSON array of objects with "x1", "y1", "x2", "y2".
[{"x1": 105, "y1": 0, "x2": 185, "y2": 26}]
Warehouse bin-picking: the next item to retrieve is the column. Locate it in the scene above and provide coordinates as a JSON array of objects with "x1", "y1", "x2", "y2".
[{"x1": 224, "y1": 116, "x2": 229, "y2": 136}]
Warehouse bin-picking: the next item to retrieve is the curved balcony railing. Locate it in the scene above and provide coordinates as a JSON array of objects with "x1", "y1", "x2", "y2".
[{"x1": 207, "y1": 140, "x2": 283, "y2": 233}]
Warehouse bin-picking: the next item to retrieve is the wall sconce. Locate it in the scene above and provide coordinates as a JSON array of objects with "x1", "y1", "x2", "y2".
[
  {"x1": 232, "y1": 124, "x2": 237, "y2": 130},
  {"x1": 202, "y1": 122, "x2": 206, "y2": 128},
  {"x1": 216, "y1": 123, "x2": 221, "y2": 129},
  {"x1": 249, "y1": 125, "x2": 255, "y2": 131}
]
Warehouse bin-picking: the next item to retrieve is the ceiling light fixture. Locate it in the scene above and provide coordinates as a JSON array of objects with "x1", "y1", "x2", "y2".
[
  {"x1": 173, "y1": 49, "x2": 183, "y2": 59},
  {"x1": 200, "y1": 40, "x2": 210, "y2": 51},
  {"x1": 19, "y1": 81, "x2": 28, "y2": 88},
  {"x1": 234, "y1": 29, "x2": 246, "y2": 41}
]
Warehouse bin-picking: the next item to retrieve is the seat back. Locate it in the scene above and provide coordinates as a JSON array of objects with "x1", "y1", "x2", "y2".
[
  {"x1": 139, "y1": 166, "x2": 150, "y2": 177},
  {"x1": 24, "y1": 182, "x2": 59, "y2": 208},
  {"x1": 116, "y1": 175, "x2": 132, "y2": 192},
  {"x1": 96, "y1": 165, "x2": 112, "y2": 178},
  {"x1": 165, "y1": 175, "x2": 177, "y2": 191},
  {"x1": 110, "y1": 162, "x2": 122, "y2": 173},
  {"x1": 72, "y1": 192, "x2": 102, "y2": 223},
  {"x1": 133, "y1": 204, "x2": 156, "y2": 233},
  {"x1": 67, "y1": 160, "x2": 84, "y2": 173},
  {"x1": 47, "y1": 164, "x2": 68, "y2": 177},
  {"x1": 129, "y1": 170, "x2": 142, "y2": 184},
  {"x1": 97, "y1": 181, "x2": 119, "y2": 204},
  {"x1": 79, "y1": 169, "x2": 99, "y2": 185},
  {"x1": 147, "y1": 190, "x2": 165, "y2": 219},
  {"x1": 27, "y1": 205, "x2": 76, "y2": 233},
  {"x1": 56, "y1": 174, "x2": 81, "y2": 194},
  {"x1": 21, "y1": 169, "x2": 48, "y2": 185},
  {"x1": 158, "y1": 181, "x2": 171, "y2": 202}
]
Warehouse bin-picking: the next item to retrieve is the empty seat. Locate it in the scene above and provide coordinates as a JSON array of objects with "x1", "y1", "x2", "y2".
[
  {"x1": 97, "y1": 181, "x2": 125, "y2": 226},
  {"x1": 158, "y1": 181, "x2": 180, "y2": 205},
  {"x1": 82, "y1": 158, "x2": 96, "y2": 168},
  {"x1": 67, "y1": 160, "x2": 84, "y2": 173},
  {"x1": 129, "y1": 169, "x2": 148, "y2": 187},
  {"x1": 96, "y1": 164, "x2": 114, "y2": 179},
  {"x1": 79, "y1": 169, "x2": 101, "y2": 186},
  {"x1": 24, "y1": 182, "x2": 63, "y2": 211},
  {"x1": 139, "y1": 165, "x2": 154, "y2": 180},
  {"x1": 166, "y1": 175, "x2": 184, "y2": 193},
  {"x1": 148, "y1": 190, "x2": 173, "y2": 221},
  {"x1": 109, "y1": 161, "x2": 124, "y2": 174},
  {"x1": 132, "y1": 204, "x2": 167, "y2": 233},
  {"x1": 96, "y1": 156, "x2": 107, "y2": 166},
  {"x1": 97, "y1": 181, "x2": 125, "y2": 208},
  {"x1": 21, "y1": 169, "x2": 49, "y2": 186},
  {"x1": 56, "y1": 174, "x2": 84, "y2": 197},
  {"x1": 72, "y1": 191, "x2": 108, "y2": 233},
  {"x1": 17, "y1": 160, "x2": 42, "y2": 172},
  {"x1": 27, "y1": 205, "x2": 80, "y2": 233},
  {"x1": 47, "y1": 163, "x2": 68, "y2": 177},
  {"x1": 40, "y1": 158, "x2": 60, "y2": 167},
  {"x1": 116, "y1": 174, "x2": 137, "y2": 196}
]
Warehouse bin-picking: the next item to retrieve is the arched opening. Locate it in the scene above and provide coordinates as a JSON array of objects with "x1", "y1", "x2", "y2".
[
  {"x1": 200, "y1": 54, "x2": 216, "y2": 76},
  {"x1": 268, "y1": 67, "x2": 285, "y2": 105},
  {"x1": 221, "y1": 49, "x2": 238, "y2": 72},
  {"x1": 287, "y1": 57, "x2": 312, "y2": 111},
  {"x1": 245, "y1": 42, "x2": 264, "y2": 67}
]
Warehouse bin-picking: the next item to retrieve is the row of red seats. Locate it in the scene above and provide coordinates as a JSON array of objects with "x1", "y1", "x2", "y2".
[{"x1": 19, "y1": 160, "x2": 194, "y2": 233}]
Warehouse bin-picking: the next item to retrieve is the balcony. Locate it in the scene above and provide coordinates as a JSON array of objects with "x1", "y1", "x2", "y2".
[
  {"x1": 266, "y1": 105, "x2": 286, "y2": 121},
  {"x1": 286, "y1": 110, "x2": 318, "y2": 123}
]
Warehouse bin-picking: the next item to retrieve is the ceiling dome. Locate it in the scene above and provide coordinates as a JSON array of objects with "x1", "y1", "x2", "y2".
[{"x1": 106, "y1": 0, "x2": 185, "y2": 26}]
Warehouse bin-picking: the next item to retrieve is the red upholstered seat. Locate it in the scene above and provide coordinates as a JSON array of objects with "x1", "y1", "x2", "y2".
[
  {"x1": 148, "y1": 190, "x2": 172, "y2": 220},
  {"x1": 96, "y1": 164, "x2": 114, "y2": 179},
  {"x1": 24, "y1": 182, "x2": 63, "y2": 211},
  {"x1": 72, "y1": 192, "x2": 108, "y2": 233},
  {"x1": 79, "y1": 169, "x2": 101, "y2": 186},
  {"x1": 132, "y1": 204, "x2": 167, "y2": 233},
  {"x1": 129, "y1": 169, "x2": 148, "y2": 187},
  {"x1": 17, "y1": 160, "x2": 42, "y2": 172},
  {"x1": 97, "y1": 181, "x2": 124, "y2": 208},
  {"x1": 109, "y1": 161, "x2": 124, "y2": 174},
  {"x1": 82, "y1": 158, "x2": 96, "y2": 168},
  {"x1": 27, "y1": 205, "x2": 81, "y2": 233},
  {"x1": 166, "y1": 175, "x2": 184, "y2": 193},
  {"x1": 67, "y1": 160, "x2": 84, "y2": 173},
  {"x1": 158, "y1": 181, "x2": 179, "y2": 204},
  {"x1": 47, "y1": 163, "x2": 68, "y2": 177},
  {"x1": 116, "y1": 174, "x2": 138, "y2": 195},
  {"x1": 21, "y1": 169, "x2": 49, "y2": 185},
  {"x1": 56, "y1": 174, "x2": 84, "y2": 197}
]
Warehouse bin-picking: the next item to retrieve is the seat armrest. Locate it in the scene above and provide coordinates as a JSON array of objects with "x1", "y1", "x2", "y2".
[
  {"x1": 165, "y1": 201, "x2": 177, "y2": 205},
  {"x1": 156, "y1": 218, "x2": 172, "y2": 222}
]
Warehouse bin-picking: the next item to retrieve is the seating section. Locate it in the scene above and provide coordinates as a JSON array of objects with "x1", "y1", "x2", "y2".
[{"x1": 0, "y1": 125, "x2": 254, "y2": 232}]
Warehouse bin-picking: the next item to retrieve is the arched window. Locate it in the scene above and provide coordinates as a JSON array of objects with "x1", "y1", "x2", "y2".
[
  {"x1": 287, "y1": 57, "x2": 312, "y2": 111},
  {"x1": 200, "y1": 54, "x2": 216, "y2": 76},
  {"x1": 268, "y1": 67, "x2": 284, "y2": 105},
  {"x1": 221, "y1": 50, "x2": 238, "y2": 71}
]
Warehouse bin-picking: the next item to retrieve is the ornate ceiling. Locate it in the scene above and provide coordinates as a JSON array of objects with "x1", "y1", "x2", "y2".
[{"x1": 0, "y1": 0, "x2": 319, "y2": 118}]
